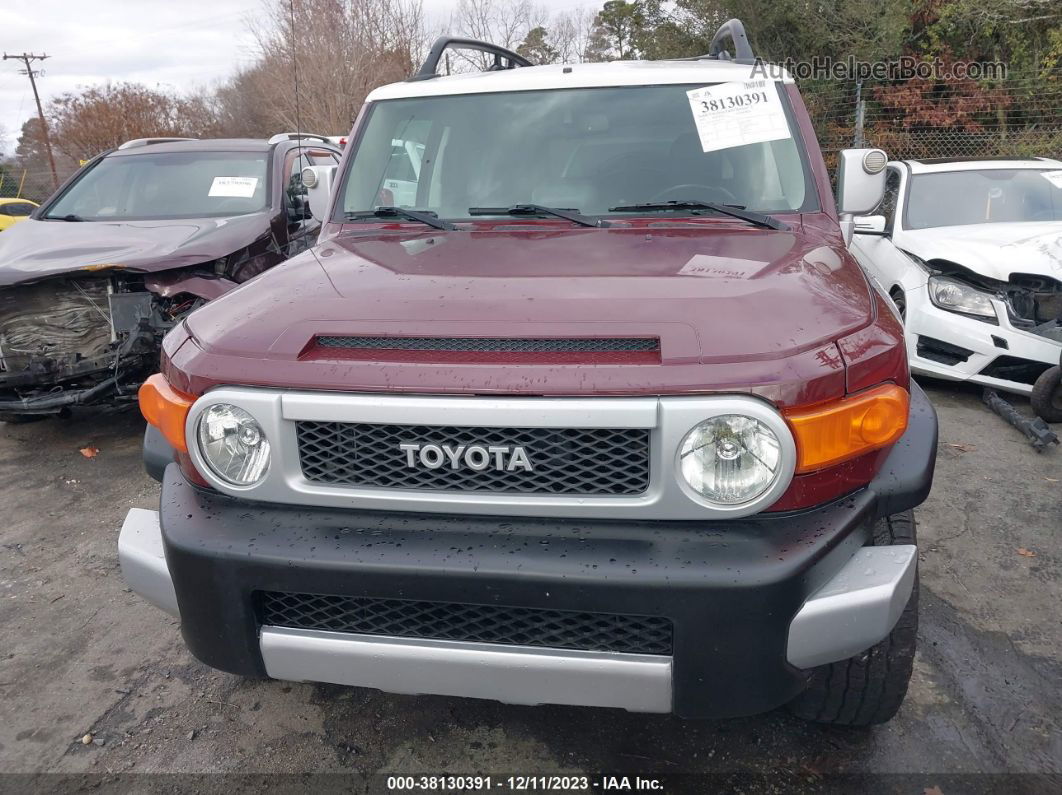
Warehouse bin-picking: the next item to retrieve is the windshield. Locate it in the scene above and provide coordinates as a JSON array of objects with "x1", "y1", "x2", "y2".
[
  {"x1": 2, "y1": 202, "x2": 35, "y2": 217},
  {"x1": 46, "y1": 151, "x2": 269, "y2": 221},
  {"x1": 905, "y1": 169, "x2": 1062, "y2": 229},
  {"x1": 341, "y1": 84, "x2": 813, "y2": 220}
]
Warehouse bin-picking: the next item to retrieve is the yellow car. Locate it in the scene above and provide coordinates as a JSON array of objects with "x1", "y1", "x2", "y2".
[{"x1": 0, "y1": 198, "x2": 38, "y2": 231}]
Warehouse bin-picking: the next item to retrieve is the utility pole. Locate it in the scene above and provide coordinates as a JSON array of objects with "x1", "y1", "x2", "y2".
[{"x1": 3, "y1": 52, "x2": 59, "y2": 190}]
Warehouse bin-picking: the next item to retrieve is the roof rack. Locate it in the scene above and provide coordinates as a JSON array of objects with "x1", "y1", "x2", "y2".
[
  {"x1": 267, "y1": 132, "x2": 335, "y2": 145},
  {"x1": 117, "y1": 137, "x2": 196, "y2": 150},
  {"x1": 708, "y1": 19, "x2": 755, "y2": 63},
  {"x1": 678, "y1": 18, "x2": 757, "y2": 65},
  {"x1": 411, "y1": 36, "x2": 532, "y2": 82}
]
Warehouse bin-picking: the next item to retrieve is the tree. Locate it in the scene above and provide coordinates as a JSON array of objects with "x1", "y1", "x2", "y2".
[
  {"x1": 550, "y1": 9, "x2": 598, "y2": 63},
  {"x1": 635, "y1": 0, "x2": 712, "y2": 60},
  {"x1": 14, "y1": 117, "x2": 50, "y2": 164},
  {"x1": 903, "y1": 0, "x2": 1061, "y2": 133},
  {"x1": 8, "y1": 118, "x2": 77, "y2": 200},
  {"x1": 623, "y1": 0, "x2": 912, "y2": 63},
  {"x1": 214, "y1": 0, "x2": 424, "y2": 136},
  {"x1": 585, "y1": 1, "x2": 647, "y2": 61},
  {"x1": 44, "y1": 83, "x2": 219, "y2": 162},
  {"x1": 448, "y1": 0, "x2": 544, "y2": 71},
  {"x1": 517, "y1": 26, "x2": 560, "y2": 64}
]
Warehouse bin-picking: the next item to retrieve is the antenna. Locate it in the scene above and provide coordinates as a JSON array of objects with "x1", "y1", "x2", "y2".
[{"x1": 287, "y1": 0, "x2": 303, "y2": 144}]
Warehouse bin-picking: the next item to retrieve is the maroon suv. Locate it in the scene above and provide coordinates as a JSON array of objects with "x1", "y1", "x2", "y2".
[{"x1": 119, "y1": 27, "x2": 937, "y2": 724}]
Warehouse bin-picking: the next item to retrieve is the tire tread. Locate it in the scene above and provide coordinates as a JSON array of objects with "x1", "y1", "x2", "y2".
[
  {"x1": 788, "y1": 510, "x2": 918, "y2": 726},
  {"x1": 1030, "y1": 366, "x2": 1062, "y2": 424}
]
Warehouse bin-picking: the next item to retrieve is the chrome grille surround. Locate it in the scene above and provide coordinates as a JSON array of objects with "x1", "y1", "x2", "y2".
[{"x1": 184, "y1": 388, "x2": 797, "y2": 520}]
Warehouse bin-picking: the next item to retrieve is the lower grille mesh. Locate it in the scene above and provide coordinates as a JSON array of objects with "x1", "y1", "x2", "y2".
[{"x1": 258, "y1": 592, "x2": 674, "y2": 655}]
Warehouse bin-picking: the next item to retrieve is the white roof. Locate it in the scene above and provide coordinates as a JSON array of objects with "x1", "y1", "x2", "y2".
[
  {"x1": 902, "y1": 157, "x2": 1062, "y2": 174},
  {"x1": 367, "y1": 59, "x2": 792, "y2": 102}
]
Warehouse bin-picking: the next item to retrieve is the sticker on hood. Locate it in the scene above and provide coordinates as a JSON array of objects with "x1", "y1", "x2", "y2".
[
  {"x1": 686, "y1": 80, "x2": 790, "y2": 154},
  {"x1": 209, "y1": 176, "x2": 259, "y2": 198},
  {"x1": 1040, "y1": 170, "x2": 1062, "y2": 189},
  {"x1": 679, "y1": 254, "x2": 769, "y2": 279}
]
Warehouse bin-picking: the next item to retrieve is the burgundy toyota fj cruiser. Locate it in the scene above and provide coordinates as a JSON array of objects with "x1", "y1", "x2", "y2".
[{"x1": 119, "y1": 22, "x2": 937, "y2": 724}]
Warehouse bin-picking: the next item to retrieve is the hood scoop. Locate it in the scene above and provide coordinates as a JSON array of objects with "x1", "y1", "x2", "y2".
[{"x1": 302, "y1": 335, "x2": 661, "y2": 364}]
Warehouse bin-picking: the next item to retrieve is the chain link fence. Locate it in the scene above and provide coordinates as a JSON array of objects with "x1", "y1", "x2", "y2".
[
  {"x1": 0, "y1": 169, "x2": 63, "y2": 204},
  {"x1": 800, "y1": 69, "x2": 1062, "y2": 178}
]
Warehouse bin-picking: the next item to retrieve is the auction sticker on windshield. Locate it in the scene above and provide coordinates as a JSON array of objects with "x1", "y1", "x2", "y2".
[
  {"x1": 209, "y1": 176, "x2": 259, "y2": 198},
  {"x1": 687, "y1": 80, "x2": 790, "y2": 153}
]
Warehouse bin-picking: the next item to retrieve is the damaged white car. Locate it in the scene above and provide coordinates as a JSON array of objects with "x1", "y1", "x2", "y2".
[
  {"x1": 849, "y1": 157, "x2": 1062, "y2": 404},
  {"x1": 0, "y1": 135, "x2": 340, "y2": 422}
]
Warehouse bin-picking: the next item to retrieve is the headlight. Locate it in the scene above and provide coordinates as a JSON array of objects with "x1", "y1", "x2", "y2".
[
  {"x1": 928, "y1": 275, "x2": 996, "y2": 318},
  {"x1": 679, "y1": 415, "x2": 782, "y2": 504},
  {"x1": 196, "y1": 403, "x2": 270, "y2": 485}
]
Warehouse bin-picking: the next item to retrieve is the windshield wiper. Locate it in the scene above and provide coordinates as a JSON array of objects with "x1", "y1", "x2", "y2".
[
  {"x1": 607, "y1": 201, "x2": 788, "y2": 231},
  {"x1": 468, "y1": 204, "x2": 609, "y2": 228},
  {"x1": 346, "y1": 206, "x2": 455, "y2": 231},
  {"x1": 53, "y1": 214, "x2": 86, "y2": 222}
]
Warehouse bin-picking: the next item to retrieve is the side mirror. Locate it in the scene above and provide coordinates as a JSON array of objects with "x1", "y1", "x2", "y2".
[
  {"x1": 836, "y1": 148, "x2": 888, "y2": 244},
  {"x1": 853, "y1": 214, "x2": 887, "y2": 235},
  {"x1": 302, "y1": 165, "x2": 338, "y2": 224}
]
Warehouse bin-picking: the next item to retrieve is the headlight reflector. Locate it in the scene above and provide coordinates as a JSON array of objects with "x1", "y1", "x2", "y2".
[
  {"x1": 928, "y1": 275, "x2": 996, "y2": 318},
  {"x1": 196, "y1": 403, "x2": 270, "y2": 485},
  {"x1": 679, "y1": 415, "x2": 782, "y2": 504}
]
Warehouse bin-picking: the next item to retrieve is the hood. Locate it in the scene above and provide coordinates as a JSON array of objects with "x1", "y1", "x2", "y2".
[
  {"x1": 903, "y1": 221, "x2": 1062, "y2": 283},
  {"x1": 0, "y1": 212, "x2": 274, "y2": 287},
  {"x1": 174, "y1": 223, "x2": 875, "y2": 402}
]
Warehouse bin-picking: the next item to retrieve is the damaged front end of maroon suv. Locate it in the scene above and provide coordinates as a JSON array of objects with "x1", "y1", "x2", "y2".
[{"x1": 0, "y1": 136, "x2": 340, "y2": 421}]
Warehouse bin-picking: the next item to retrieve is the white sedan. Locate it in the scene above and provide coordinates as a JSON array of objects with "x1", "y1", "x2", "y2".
[{"x1": 848, "y1": 157, "x2": 1062, "y2": 397}]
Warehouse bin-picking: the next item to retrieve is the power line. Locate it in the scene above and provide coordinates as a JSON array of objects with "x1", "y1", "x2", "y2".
[{"x1": 2, "y1": 52, "x2": 59, "y2": 190}]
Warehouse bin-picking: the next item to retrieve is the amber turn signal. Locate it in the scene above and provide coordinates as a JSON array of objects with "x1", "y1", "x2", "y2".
[
  {"x1": 784, "y1": 384, "x2": 909, "y2": 473},
  {"x1": 138, "y1": 373, "x2": 195, "y2": 453}
]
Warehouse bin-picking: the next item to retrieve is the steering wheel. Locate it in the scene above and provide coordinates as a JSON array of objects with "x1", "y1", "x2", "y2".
[{"x1": 649, "y1": 184, "x2": 739, "y2": 205}]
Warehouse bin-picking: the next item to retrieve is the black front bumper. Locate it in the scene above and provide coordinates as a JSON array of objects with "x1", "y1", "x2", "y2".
[{"x1": 159, "y1": 383, "x2": 937, "y2": 719}]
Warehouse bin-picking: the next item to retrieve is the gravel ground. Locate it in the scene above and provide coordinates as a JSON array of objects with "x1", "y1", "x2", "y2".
[{"x1": 0, "y1": 380, "x2": 1059, "y2": 794}]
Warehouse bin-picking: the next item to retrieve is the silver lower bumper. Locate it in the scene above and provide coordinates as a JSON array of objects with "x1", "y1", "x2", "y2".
[
  {"x1": 261, "y1": 627, "x2": 673, "y2": 712},
  {"x1": 118, "y1": 508, "x2": 179, "y2": 617},
  {"x1": 786, "y1": 545, "x2": 918, "y2": 669},
  {"x1": 118, "y1": 507, "x2": 917, "y2": 710}
]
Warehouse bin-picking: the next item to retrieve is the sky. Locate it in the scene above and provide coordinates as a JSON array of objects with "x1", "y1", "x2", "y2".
[{"x1": 0, "y1": 0, "x2": 602, "y2": 153}]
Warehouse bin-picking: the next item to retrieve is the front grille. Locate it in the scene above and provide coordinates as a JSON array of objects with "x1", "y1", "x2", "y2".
[
  {"x1": 315, "y1": 336, "x2": 659, "y2": 353},
  {"x1": 259, "y1": 592, "x2": 673, "y2": 655},
  {"x1": 296, "y1": 423, "x2": 651, "y2": 495}
]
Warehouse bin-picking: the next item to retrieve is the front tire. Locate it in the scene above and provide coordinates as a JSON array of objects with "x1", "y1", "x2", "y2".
[
  {"x1": 1030, "y1": 365, "x2": 1062, "y2": 423},
  {"x1": 787, "y1": 511, "x2": 918, "y2": 726},
  {"x1": 890, "y1": 287, "x2": 907, "y2": 322}
]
